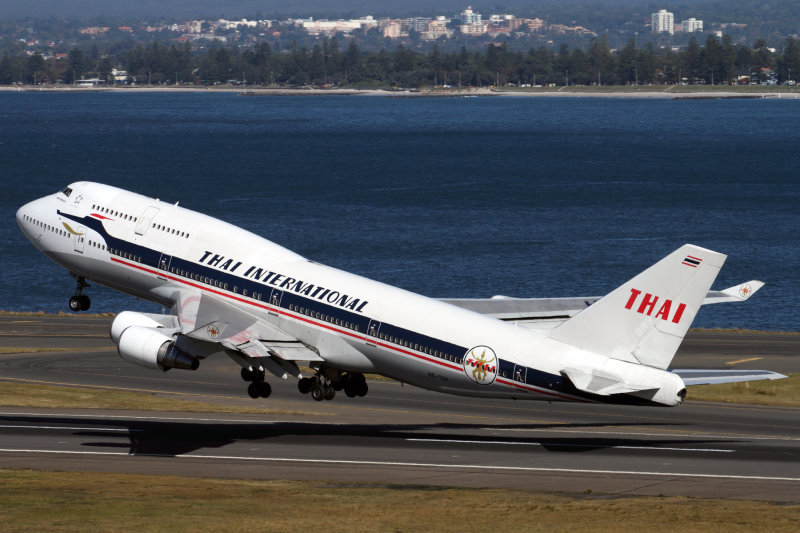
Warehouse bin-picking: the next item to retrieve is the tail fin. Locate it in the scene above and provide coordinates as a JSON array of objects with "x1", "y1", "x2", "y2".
[{"x1": 549, "y1": 244, "x2": 725, "y2": 369}]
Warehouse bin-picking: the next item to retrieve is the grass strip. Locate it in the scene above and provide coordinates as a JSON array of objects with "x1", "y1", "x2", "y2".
[
  {"x1": 687, "y1": 373, "x2": 800, "y2": 407},
  {"x1": 0, "y1": 381, "x2": 324, "y2": 416},
  {"x1": 0, "y1": 347, "x2": 79, "y2": 354},
  {"x1": 0, "y1": 469, "x2": 797, "y2": 532}
]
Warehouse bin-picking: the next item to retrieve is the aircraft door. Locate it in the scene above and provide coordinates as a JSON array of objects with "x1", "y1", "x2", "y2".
[
  {"x1": 135, "y1": 206, "x2": 160, "y2": 236},
  {"x1": 157, "y1": 253, "x2": 172, "y2": 276},
  {"x1": 366, "y1": 320, "x2": 381, "y2": 346},
  {"x1": 73, "y1": 225, "x2": 86, "y2": 253},
  {"x1": 513, "y1": 364, "x2": 527, "y2": 383},
  {"x1": 269, "y1": 289, "x2": 283, "y2": 307}
]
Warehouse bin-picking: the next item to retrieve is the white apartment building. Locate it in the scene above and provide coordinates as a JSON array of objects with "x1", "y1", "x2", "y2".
[
  {"x1": 460, "y1": 6, "x2": 482, "y2": 25},
  {"x1": 681, "y1": 18, "x2": 703, "y2": 33},
  {"x1": 651, "y1": 9, "x2": 674, "y2": 34}
]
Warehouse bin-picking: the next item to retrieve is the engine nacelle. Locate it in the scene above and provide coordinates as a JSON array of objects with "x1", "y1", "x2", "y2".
[
  {"x1": 117, "y1": 325, "x2": 199, "y2": 371},
  {"x1": 110, "y1": 311, "x2": 170, "y2": 345}
]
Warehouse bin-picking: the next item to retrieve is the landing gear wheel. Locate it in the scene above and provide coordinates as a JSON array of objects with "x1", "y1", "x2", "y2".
[
  {"x1": 298, "y1": 377, "x2": 313, "y2": 394},
  {"x1": 69, "y1": 277, "x2": 91, "y2": 312},
  {"x1": 311, "y1": 383, "x2": 325, "y2": 401},
  {"x1": 257, "y1": 381, "x2": 272, "y2": 398},
  {"x1": 343, "y1": 373, "x2": 368, "y2": 398},
  {"x1": 247, "y1": 382, "x2": 261, "y2": 399},
  {"x1": 324, "y1": 385, "x2": 335, "y2": 401}
]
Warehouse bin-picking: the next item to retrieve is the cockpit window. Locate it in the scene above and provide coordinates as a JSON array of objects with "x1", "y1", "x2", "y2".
[{"x1": 61, "y1": 187, "x2": 73, "y2": 198}]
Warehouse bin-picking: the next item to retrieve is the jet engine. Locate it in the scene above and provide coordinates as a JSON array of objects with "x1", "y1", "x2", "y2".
[{"x1": 117, "y1": 326, "x2": 199, "y2": 371}]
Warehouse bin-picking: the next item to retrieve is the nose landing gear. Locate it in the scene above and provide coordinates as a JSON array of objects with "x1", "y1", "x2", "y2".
[{"x1": 68, "y1": 277, "x2": 91, "y2": 312}]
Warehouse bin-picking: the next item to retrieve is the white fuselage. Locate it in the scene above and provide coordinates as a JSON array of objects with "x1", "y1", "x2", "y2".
[{"x1": 16, "y1": 182, "x2": 684, "y2": 405}]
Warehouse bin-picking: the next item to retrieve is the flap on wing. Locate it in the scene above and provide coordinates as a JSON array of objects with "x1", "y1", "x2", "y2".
[
  {"x1": 672, "y1": 368, "x2": 787, "y2": 386},
  {"x1": 264, "y1": 341, "x2": 324, "y2": 362},
  {"x1": 561, "y1": 367, "x2": 655, "y2": 396}
]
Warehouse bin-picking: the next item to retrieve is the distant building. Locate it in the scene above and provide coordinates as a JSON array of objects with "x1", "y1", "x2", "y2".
[
  {"x1": 459, "y1": 6, "x2": 482, "y2": 25},
  {"x1": 300, "y1": 16, "x2": 377, "y2": 37},
  {"x1": 459, "y1": 23, "x2": 488, "y2": 36},
  {"x1": 651, "y1": 9, "x2": 674, "y2": 35},
  {"x1": 680, "y1": 18, "x2": 703, "y2": 33},
  {"x1": 421, "y1": 17, "x2": 452, "y2": 41},
  {"x1": 523, "y1": 18, "x2": 545, "y2": 32},
  {"x1": 382, "y1": 21, "x2": 405, "y2": 39}
]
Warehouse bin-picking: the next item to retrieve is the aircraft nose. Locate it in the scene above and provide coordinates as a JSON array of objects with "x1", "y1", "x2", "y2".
[
  {"x1": 16, "y1": 198, "x2": 44, "y2": 240},
  {"x1": 16, "y1": 202, "x2": 32, "y2": 233}
]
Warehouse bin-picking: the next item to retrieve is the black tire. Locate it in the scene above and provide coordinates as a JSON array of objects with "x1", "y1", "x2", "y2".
[
  {"x1": 311, "y1": 384, "x2": 324, "y2": 401},
  {"x1": 298, "y1": 377, "x2": 313, "y2": 394},
  {"x1": 324, "y1": 385, "x2": 335, "y2": 401},
  {"x1": 344, "y1": 384, "x2": 357, "y2": 398},
  {"x1": 78, "y1": 295, "x2": 91, "y2": 311},
  {"x1": 241, "y1": 368, "x2": 255, "y2": 382},
  {"x1": 258, "y1": 381, "x2": 272, "y2": 398},
  {"x1": 247, "y1": 382, "x2": 260, "y2": 399},
  {"x1": 68, "y1": 296, "x2": 82, "y2": 312},
  {"x1": 357, "y1": 381, "x2": 368, "y2": 397}
]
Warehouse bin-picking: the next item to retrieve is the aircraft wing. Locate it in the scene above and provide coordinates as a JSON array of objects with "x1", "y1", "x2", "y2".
[
  {"x1": 160, "y1": 287, "x2": 322, "y2": 378},
  {"x1": 442, "y1": 280, "x2": 764, "y2": 330},
  {"x1": 671, "y1": 368, "x2": 787, "y2": 386}
]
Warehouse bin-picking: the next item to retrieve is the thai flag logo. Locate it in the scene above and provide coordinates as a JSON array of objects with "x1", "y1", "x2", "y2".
[{"x1": 682, "y1": 255, "x2": 702, "y2": 268}]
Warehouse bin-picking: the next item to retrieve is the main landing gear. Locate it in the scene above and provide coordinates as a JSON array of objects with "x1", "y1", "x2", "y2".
[
  {"x1": 298, "y1": 371, "x2": 368, "y2": 402},
  {"x1": 241, "y1": 367, "x2": 272, "y2": 398},
  {"x1": 68, "y1": 277, "x2": 91, "y2": 312}
]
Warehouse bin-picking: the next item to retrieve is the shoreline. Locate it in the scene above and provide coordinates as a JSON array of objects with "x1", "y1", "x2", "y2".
[{"x1": 2, "y1": 84, "x2": 799, "y2": 99}]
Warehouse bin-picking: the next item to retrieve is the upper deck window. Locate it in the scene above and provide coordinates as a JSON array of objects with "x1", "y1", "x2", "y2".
[{"x1": 60, "y1": 187, "x2": 73, "y2": 198}]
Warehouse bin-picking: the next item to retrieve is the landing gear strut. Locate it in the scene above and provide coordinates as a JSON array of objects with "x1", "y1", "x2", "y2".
[
  {"x1": 241, "y1": 367, "x2": 271, "y2": 398},
  {"x1": 298, "y1": 371, "x2": 367, "y2": 401},
  {"x1": 68, "y1": 277, "x2": 91, "y2": 312}
]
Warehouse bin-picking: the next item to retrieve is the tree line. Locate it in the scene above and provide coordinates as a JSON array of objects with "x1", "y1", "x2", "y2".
[{"x1": 2, "y1": 35, "x2": 799, "y2": 87}]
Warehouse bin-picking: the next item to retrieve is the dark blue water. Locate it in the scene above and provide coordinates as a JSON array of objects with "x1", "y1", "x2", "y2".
[{"x1": 2, "y1": 92, "x2": 799, "y2": 331}]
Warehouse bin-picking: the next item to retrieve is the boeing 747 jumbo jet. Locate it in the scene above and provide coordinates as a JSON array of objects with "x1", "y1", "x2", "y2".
[{"x1": 16, "y1": 183, "x2": 784, "y2": 406}]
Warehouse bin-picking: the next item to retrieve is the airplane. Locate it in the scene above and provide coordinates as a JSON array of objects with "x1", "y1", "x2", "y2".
[{"x1": 16, "y1": 182, "x2": 785, "y2": 406}]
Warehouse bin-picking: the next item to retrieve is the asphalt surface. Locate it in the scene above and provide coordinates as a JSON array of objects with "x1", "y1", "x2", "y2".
[{"x1": 1, "y1": 314, "x2": 799, "y2": 502}]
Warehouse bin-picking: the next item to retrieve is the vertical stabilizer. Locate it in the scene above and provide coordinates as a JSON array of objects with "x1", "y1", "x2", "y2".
[{"x1": 549, "y1": 244, "x2": 725, "y2": 369}]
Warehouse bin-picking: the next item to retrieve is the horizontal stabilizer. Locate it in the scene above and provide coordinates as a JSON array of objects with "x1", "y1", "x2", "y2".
[
  {"x1": 672, "y1": 368, "x2": 787, "y2": 386},
  {"x1": 703, "y1": 280, "x2": 764, "y2": 304},
  {"x1": 441, "y1": 280, "x2": 762, "y2": 332}
]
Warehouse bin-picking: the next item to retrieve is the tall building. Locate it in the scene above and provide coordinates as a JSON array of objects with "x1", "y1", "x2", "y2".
[
  {"x1": 651, "y1": 9, "x2": 674, "y2": 35},
  {"x1": 460, "y1": 6, "x2": 482, "y2": 25},
  {"x1": 681, "y1": 18, "x2": 703, "y2": 33}
]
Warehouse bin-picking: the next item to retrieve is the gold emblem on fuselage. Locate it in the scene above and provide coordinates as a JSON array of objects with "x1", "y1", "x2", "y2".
[{"x1": 463, "y1": 345, "x2": 498, "y2": 385}]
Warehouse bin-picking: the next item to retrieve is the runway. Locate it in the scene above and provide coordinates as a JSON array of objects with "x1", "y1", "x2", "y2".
[{"x1": 1, "y1": 315, "x2": 799, "y2": 501}]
